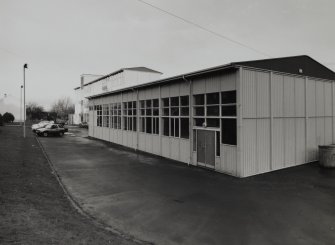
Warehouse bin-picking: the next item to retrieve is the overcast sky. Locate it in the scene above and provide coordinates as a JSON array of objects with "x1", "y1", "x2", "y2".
[{"x1": 1, "y1": 0, "x2": 334, "y2": 117}]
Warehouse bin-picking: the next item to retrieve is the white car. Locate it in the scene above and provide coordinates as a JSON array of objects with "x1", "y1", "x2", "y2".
[{"x1": 31, "y1": 121, "x2": 54, "y2": 132}]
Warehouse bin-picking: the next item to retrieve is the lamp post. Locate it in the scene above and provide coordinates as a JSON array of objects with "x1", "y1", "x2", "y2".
[
  {"x1": 20, "y1": 85, "x2": 23, "y2": 125},
  {"x1": 23, "y1": 63, "x2": 28, "y2": 138}
]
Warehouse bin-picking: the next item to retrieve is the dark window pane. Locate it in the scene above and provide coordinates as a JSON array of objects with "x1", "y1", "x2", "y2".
[
  {"x1": 146, "y1": 100, "x2": 151, "y2": 107},
  {"x1": 207, "y1": 93, "x2": 219, "y2": 104},
  {"x1": 153, "y1": 99, "x2": 159, "y2": 107},
  {"x1": 163, "y1": 117, "x2": 169, "y2": 136},
  {"x1": 153, "y1": 108, "x2": 159, "y2": 116},
  {"x1": 181, "y1": 107, "x2": 189, "y2": 116},
  {"x1": 133, "y1": 118, "x2": 137, "y2": 131},
  {"x1": 163, "y1": 108, "x2": 169, "y2": 116},
  {"x1": 128, "y1": 109, "x2": 132, "y2": 115},
  {"x1": 194, "y1": 107, "x2": 204, "y2": 116},
  {"x1": 180, "y1": 96, "x2": 189, "y2": 106},
  {"x1": 221, "y1": 91, "x2": 236, "y2": 104},
  {"x1": 146, "y1": 108, "x2": 152, "y2": 115},
  {"x1": 193, "y1": 129, "x2": 196, "y2": 151},
  {"x1": 146, "y1": 117, "x2": 152, "y2": 134},
  {"x1": 133, "y1": 101, "x2": 136, "y2": 108},
  {"x1": 171, "y1": 107, "x2": 179, "y2": 116},
  {"x1": 222, "y1": 105, "x2": 237, "y2": 116},
  {"x1": 153, "y1": 117, "x2": 159, "y2": 134},
  {"x1": 175, "y1": 118, "x2": 179, "y2": 137},
  {"x1": 140, "y1": 100, "x2": 145, "y2": 108},
  {"x1": 221, "y1": 118, "x2": 237, "y2": 145},
  {"x1": 133, "y1": 109, "x2": 137, "y2": 115},
  {"x1": 194, "y1": 118, "x2": 204, "y2": 127},
  {"x1": 207, "y1": 106, "x2": 219, "y2": 116},
  {"x1": 207, "y1": 118, "x2": 220, "y2": 128},
  {"x1": 123, "y1": 117, "x2": 127, "y2": 130},
  {"x1": 140, "y1": 117, "x2": 145, "y2": 132},
  {"x1": 216, "y1": 131, "x2": 220, "y2": 156},
  {"x1": 194, "y1": 94, "x2": 204, "y2": 105},
  {"x1": 162, "y1": 98, "x2": 169, "y2": 107},
  {"x1": 171, "y1": 97, "x2": 179, "y2": 106},
  {"x1": 180, "y1": 118, "x2": 189, "y2": 139},
  {"x1": 170, "y1": 118, "x2": 175, "y2": 136},
  {"x1": 128, "y1": 102, "x2": 132, "y2": 108},
  {"x1": 140, "y1": 109, "x2": 145, "y2": 116}
]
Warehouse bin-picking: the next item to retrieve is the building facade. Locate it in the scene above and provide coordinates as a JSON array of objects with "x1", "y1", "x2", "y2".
[
  {"x1": 73, "y1": 68, "x2": 162, "y2": 124},
  {"x1": 86, "y1": 56, "x2": 335, "y2": 177}
]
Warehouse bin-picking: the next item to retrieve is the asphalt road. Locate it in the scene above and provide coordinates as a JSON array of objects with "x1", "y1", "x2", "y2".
[{"x1": 39, "y1": 128, "x2": 335, "y2": 245}]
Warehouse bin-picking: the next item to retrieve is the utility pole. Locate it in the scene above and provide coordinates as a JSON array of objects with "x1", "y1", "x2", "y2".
[
  {"x1": 23, "y1": 63, "x2": 28, "y2": 138},
  {"x1": 20, "y1": 85, "x2": 23, "y2": 125}
]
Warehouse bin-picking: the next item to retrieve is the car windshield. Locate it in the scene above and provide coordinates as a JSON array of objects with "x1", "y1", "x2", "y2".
[{"x1": 45, "y1": 125, "x2": 53, "y2": 129}]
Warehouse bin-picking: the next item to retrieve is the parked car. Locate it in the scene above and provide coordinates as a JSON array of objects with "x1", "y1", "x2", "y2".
[
  {"x1": 31, "y1": 120, "x2": 54, "y2": 132},
  {"x1": 79, "y1": 122, "x2": 88, "y2": 128},
  {"x1": 36, "y1": 124, "x2": 65, "y2": 137},
  {"x1": 58, "y1": 123, "x2": 68, "y2": 132}
]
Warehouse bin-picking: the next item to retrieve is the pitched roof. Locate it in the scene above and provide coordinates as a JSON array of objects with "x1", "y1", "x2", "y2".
[
  {"x1": 123, "y1": 67, "x2": 162, "y2": 74},
  {"x1": 234, "y1": 55, "x2": 334, "y2": 80}
]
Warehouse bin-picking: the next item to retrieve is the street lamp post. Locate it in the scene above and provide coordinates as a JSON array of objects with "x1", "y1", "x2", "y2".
[
  {"x1": 23, "y1": 63, "x2": 28, "y2": 138},
  {"x1": 20, "y1": 85, "x2": 23, "y2": 126}
]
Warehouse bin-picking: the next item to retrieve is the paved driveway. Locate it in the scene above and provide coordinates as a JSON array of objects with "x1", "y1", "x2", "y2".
[{"x1": 39, "y1": 128, "x2": 335, "y2": 245}]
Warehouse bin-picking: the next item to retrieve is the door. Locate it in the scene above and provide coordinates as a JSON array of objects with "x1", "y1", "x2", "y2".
[{"x1": 197, "y1": 130, "x2": 215, "y2": 168}]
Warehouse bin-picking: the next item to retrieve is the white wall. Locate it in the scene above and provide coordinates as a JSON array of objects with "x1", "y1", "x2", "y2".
[{"x1": 240, "y1": 68, "x2": 334, "y2": 177}]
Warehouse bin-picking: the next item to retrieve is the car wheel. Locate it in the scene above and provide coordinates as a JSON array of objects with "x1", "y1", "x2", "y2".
[
  {"x1": 59, "y1": 132, "x2": 64, "y2": 137},
  {"x1": 43, "y1": 132, "x2": 48, "y2": 137}
]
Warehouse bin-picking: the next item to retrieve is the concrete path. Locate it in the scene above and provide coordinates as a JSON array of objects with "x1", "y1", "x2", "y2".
[{"x1": 39, "y1": 128, "x2": 335, "y2": 245}]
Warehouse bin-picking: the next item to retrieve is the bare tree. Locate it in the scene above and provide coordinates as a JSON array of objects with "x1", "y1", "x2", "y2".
[
  {"x1": 26, "y1": 102, "x2": 45, "y2": 120},
  {"x1": 50, "y1": 96, "x2": 75, "y2": 120}
]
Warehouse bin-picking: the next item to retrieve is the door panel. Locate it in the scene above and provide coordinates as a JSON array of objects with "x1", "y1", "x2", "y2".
[
  {"x1": 205, "y1": 131, "x2": 215, "y2": 166},
  {"x1": 197, "y1": 130, "x2": 206, "y2": 164},
  {"x1": 196, "y1": 130, "x2": 215, "y2": 168}
]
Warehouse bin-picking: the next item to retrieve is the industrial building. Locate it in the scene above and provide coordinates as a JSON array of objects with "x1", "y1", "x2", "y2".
[{"x1": 85, "y1": 56, "x2": 335, "y2": 177}]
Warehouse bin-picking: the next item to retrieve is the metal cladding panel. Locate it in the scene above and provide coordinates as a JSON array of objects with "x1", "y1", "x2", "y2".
[
  {"x1": 170, "y1": 83, "x2": 180, "y2": 97},
  {"x1": 295, "y1": 118, "x2": 306, "y2": 165},
  {"x1": 284, "y1": 118, "x2": 296, "y2": 167},
  {"x1": 138, "y1": 133, "x2": 146, "y2": 151},
  {"x1": 241, "y1": 70, "x2": 257, "y2": 118},
  {"x1": 257, "y1": 119, "x2": 271, "y2": 173},
  {"x1": 205, "y1": 75, "x2": 220, "y2": 93},
  {"x1": 325, "y1": 117, "x2": 333, "y2": 145},
  {"x1": 122, "y1": 131, "x2": 128, "y2": 146},
  {"x1": 221, "y1": 145, "x2": 237, "y2": 176},
  {"x1": 152, "y1": 135, "x2": 160, "y2": 155},
  {"x1": 139, "y1": 90, "x2": 146, "y2": 100},
  {"x1": 272, "y1": 119, "x2": 285, "y2": 170},
  {"x1": 180, "y1": 139, "x2": 190, "y2": 164},
  {"x1": 193, "y1": 77, "x2": 206, "y2": 94},
  {"x1": 256, "y1": 72, "x2": 270, "y2": 118},
  {"x1": 117, "y1": 130, "x2": 123, "y2": 145},
  {"x1": 295, "y1": 77, "x2": 306, "y2": 117},
  {"x1": 307, "y1": 79, "x2": 316, "y2": 117},
  {"x1": 89, "y1": 111, "x2": 94, "y2": 136},
  {"x1": 316, "y1": 117, "x2": 325, "y2": 147},
  {"x1": 307, "y1": 118, "x2": 317, "y2": 161},
  {"x1": 161, "y1": 136, "x2": 170, "y2": 158},
  {"x1": 145, "y1": 134, "x2": 153, "y2": 153},
  {"x1": 170, "y1": 138, "x2": 180, "y2": 161},
  {"x1": 103, "y1": 128, "x2": 109, "y2": 141},
  {"x1": 161, "y1": 85, "x2": 169, "y2": 98},
  {"x1": 316, "y1": 81, "x2": 325, "y2": 116},
  {"x1": 272, "y1": 74, "x2": 284, "y2": 117},
  {"x1": 241, "y1": 119, "x2": 257, "y2": 176},
  {"x1": 145, "y1": 88, "x2": 153, "y2": 100},
  {"x1": 220, "y1": 71, "x2": 236, "y2": 91},
  {"x1": 179, "y1": 81, "x2": 189, "y2": 96},
  {"x1": 283, "y1": 76, "x2": 295, "y2": 117},
  {"x1": 151, "y1": 87, "x2": 160, "y2": 98},
  {"x1": 325, "y1": 82, "x2": 332, "y2": 116}
]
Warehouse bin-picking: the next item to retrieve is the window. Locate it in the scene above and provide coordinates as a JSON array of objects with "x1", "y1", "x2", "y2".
[
  {"x1": 110, "y1": 103, "x2": 121, "y2": 129},
  {"x1": 161, "y1": 96, "x2": 189, "y2": 139},
  {"x1": 103, "y1": 104, "x2": 109, "y2": 127},
  {"x1": 221, "y1": 118, "x2": 237, "y2": 145},
  {"x1": 96, "y1": 105, "x2": 102, "y2": 127},
  {"x1": 139, "y1": 99, "x2": 159, "y2": 134},
  {"x1": 122, "y1": 101, "x2": 137, "y2": 131},
  {"x1": 216, "y1": 131, "x2": 220, "y2": 156},
  {"x1": 221, "y1": 90, "x2": 237, "y2": 117}
]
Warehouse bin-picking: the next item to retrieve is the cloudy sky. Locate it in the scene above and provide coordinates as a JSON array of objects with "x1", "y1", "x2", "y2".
[{"x1": 1, "y1": 0, "x2": 334, "y2": 118}]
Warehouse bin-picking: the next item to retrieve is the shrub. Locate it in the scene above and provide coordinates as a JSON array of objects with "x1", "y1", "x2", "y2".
[
  {"x1": 3, "y1": 112, "x2": 15, "y2": 123},
  {"x1": 0, "y1": 113, "x2": 3, "y2": 126}
]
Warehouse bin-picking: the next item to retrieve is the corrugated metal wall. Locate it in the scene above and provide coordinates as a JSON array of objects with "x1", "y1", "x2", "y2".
[{"x1": 240, "y1": 68, "x2": 334, "y2": 177}]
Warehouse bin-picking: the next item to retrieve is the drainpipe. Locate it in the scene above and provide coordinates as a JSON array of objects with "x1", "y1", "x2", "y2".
[{"x1": 182, "y1": 75, "x2": 192, "y2": 166}]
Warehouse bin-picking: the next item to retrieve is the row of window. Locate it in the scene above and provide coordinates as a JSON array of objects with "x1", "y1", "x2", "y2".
[{"x1": 91, "y1": 90, "x2": 236, "y2": 145}]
